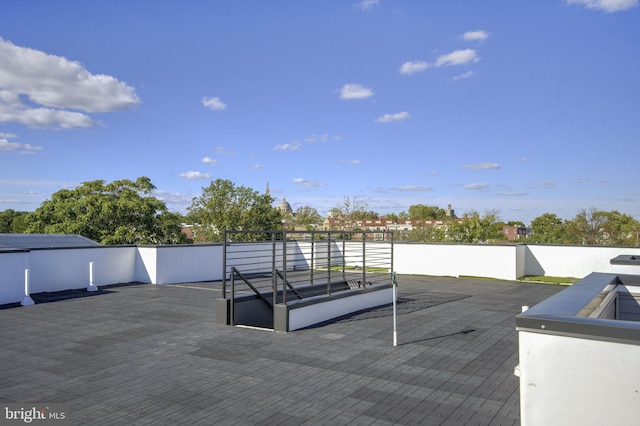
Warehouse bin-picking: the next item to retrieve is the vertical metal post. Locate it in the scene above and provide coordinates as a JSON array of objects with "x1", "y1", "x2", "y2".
[
  {"x1": 272, "y1": 231, "x2": 277, "y2": 306},
  {"x1": 282, "y1": 231, "x2": 287, "y2": 305},
  {"x1": 342, "y1": 237, "x2": 346, "y2": 282},
  {"x1": 230, "y1": 268, "x2": 235, "y2": 326},
  {"x1": 21, "y1": 269, "x2": 35, "y2": 306},
  {"x1": 310, "y1": 231, "x2": 315, "y2": 285},
  {"x1": 362, "y1": 232, "x2": 366, "y2": 287},
  {"x1": 222, "y1": 230, "x2": 227, "y2": 299},
  {"x1": 87, "y1": 261, "x2": 98, "y2": 292},
  {"x1": 327, "y1": 232, "x2": 331, "y2": 295},
  {"x1": 390, "y1": 232, "x2": 394, "y2": 279},
  {"x1": 392, "y1": 271, "x2": 398, "y2": 346}
]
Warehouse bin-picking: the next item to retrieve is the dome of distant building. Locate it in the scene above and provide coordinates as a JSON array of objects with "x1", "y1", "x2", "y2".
[{"x1": 278, "y1": 197, "x2": 293, "y2": 215}]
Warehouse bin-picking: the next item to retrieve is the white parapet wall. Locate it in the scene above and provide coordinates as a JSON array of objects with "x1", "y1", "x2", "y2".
[
  {"x1": 394, "y1": 243, "x2": 520, "y2": 281},
  {"x1": 1, "y1": 242, "x2": 640, "y2": 305},
  {"x1": 0, "y1": 250, "x2": 29, "y2": 305},
  {"x1": 28, "y1": 246, "x2": 139, "y2": 293},
  {"x1": 153, "y1": 244, "x2": 223, "y2": 285},
  {"x1": 523, "y1": 245, "x2": 640, "y2": 278}
]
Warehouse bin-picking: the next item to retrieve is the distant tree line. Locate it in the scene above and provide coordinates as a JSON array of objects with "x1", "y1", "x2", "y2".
[
  {"x1": 1, "y1": 178, "x2": 638, "y2": 246},
  {"x1": 0, "y1": 177, "x2": 282, "y2": 245}
]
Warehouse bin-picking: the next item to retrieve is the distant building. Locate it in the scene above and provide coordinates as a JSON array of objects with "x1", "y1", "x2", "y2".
[
  {"x1": 446, "y1": 204, "x2": 457, "y2": 219},
  {"x1": 502, "y1": 225, "x2": 530, "y2": 241},
  {"x1": 277, "y1": 197, "x2": 293, "y2": 216}
]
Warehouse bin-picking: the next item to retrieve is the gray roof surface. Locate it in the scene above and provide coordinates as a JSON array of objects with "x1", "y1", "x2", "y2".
[
  {"x1": 0, "y1": 275, "x2": 562, "y2": 425},
  {"x1": 0, "y1": 233, "x2": 101, "y2": 249}
]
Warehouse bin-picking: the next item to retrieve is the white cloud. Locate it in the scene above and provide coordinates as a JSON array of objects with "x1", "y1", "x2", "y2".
[
  {"x1": 435, "y1": 49, "x2": 480, "y2": 67},
  {"x1": 338, "y1": 83, "x2": 374, "y2": 100},
  {"x1": 465, "y1": 183, "x2": 490, "y2": 190},
  {"x1": 0, "y1": 38, "x2": 140, "y2": 129},
  {"x1": 400, "y1": 50, "x2": 479, "y2": 76},
  {"x1": 0, "y1": 137, "x2": 43, "y2": 156},
  {"x1": 201, "y1": 157, "x2": 218, "y2": 166},
  {"x1": 274, "y1": 142, "x2": 301, "y2": 151},
  {"x1": 0, "y1": 138, "x2": 21, "y2": 150},
  {"x1": 399, "y1": 61, "x2": 429, "y2": 75},
  {"x1": 251, "y1": 164, "x2": 264, "y2": 170},
  {"x1": 565, "y1": 0, "x2": 638, "y2": 12},
  {"x1": 179, "y1": 171, "x2": 211, "y2": 180},
  {"x1": 499, "y1": 192, "x2": 528, "y2": 197},
  {"x1": 202, "y1": 96, "x2": 227, "y2": 111},
  {"x1": 462, "y1": 30, "x2": 489, "y2": 42},
  {"x1": 462, "y1": 162, "x2": 500, "y2": 170},
  {"x1": 350, "y1": 160, "x2": 362, "y2": 165},
  {"x1": 213, "y1": 146, "x2": 235, "y2": 156},
  {"x1": 395, "y1": 185, "x2": 434, "y2": 192},
  {"x1": 359, "y1": 0, "x2": 380, "y2": 10},
  {"x1": 374, "y1": 111, "x2": 411, "y2": 123},
  {"x1": 0, "y1": 137, "x2": 43, "y2": 154},
  {"x1": 452, "y1": 71, "x2": 476, "y2": 80},
  {"x1": 293, "y1": 178, "x2": 324, "y2": 187},
  {"x1": 304, "y1": 134, "x2": 329, "y2": 143},
  {"x1": 0, "y1": 105, "x2": 97, "y2": 129}
]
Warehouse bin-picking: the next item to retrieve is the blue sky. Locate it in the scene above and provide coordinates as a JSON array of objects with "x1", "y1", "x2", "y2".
[{"x1": 1, "y1": 0, "x2": 639, "y2": 224}]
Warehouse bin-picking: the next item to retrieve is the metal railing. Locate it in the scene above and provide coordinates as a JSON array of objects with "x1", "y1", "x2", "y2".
[{"x1": 222, "y1": 230, "x2": 394, "y2": 323}]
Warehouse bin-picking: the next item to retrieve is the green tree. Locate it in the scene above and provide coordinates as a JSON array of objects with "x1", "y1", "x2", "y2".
[
  {"x1": 600, "y1": 210, "x2": 639, "y2": 246},
  {"x1": 351, "y1": 210, "x2": 379, "y2": 221},
  {"x1": 565, "y1": 208, "x2": 639, "y2": 246},
  {"x1": 507, "y1": 220, "x2": 525, "y2": 227},
  {"x1": 408, "y1": 204, "x2": 447, "y2": 220},
  {"x1": 187, "y1": 179, "x2": 282, "y2": 241},
  {"x1": 0, "y1": 209, "x2": 30, "y2": 233},
  {"x1": 565, "y1": 208, "x2": 607, "y2": 245},
  {"x1": 409, "y1": 223, "x2": 446, "y2": 242},
  {"x1": 530, "y1": 213, "x2": 566, "y2": 244},
  {"x1": 10, "y1": 212, "x2": 30, "y2": 233},
  {"x1": 446, "y1": 210, "x2": 501, "y2": 243},
  {"x1": 25, "y1": 177, "x2": 189, "y2": 245},
  {"x1": 336, "y1": 193, "x2": 370, "y2": 229},
  {"x1": 294, "y1": 205, "x2": 322, "y2": 226},
  {"x1": 384, "y1": 213, "x2": 399, "y2": 222}
]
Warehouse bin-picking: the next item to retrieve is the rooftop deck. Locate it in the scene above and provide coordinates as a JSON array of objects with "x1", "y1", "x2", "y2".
[{"x1": 0, "y1": 276, "x2": 562, "y2": 425}]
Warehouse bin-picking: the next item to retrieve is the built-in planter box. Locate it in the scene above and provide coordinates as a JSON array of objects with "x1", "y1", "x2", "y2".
[{"x1": 216, "y1": 281, "x2": 394, "y2": 332}]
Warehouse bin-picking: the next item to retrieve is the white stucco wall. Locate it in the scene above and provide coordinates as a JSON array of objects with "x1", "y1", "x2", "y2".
[
  {"x1": 518, "y1": 331, "x2": 640, "y2": 426},
  {"x1": 154, "y1": 245, "x2": 223, "y2": 284},
  {"x1": 524, "y1": 245, "x2": 640, "y2": 278},
  {"x1": 394, "y1": 243, "x2": 519, "y2": 281},
  {"x1": 28, "y1": 247, "x2": 138, "y2": 293},
  {"x1": 135, "y1": 246, "x2": 156, "y2": 283},
  {"x1": 0, "y1": 251, "x2": 29, "y2": 305}
]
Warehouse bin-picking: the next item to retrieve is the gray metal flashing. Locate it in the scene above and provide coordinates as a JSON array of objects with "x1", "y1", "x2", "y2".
[
  {"x1": 516, "y1": 314, "x2": 640, "y2": 346},
  {"x1": 0, "y1": 233, "x2": 101, "y2": 249},
  {"x1": 516, "y1": 272, "x2": 640, "y2": 345},
  {"x1": 0, "y1": 247, "x2": 29, "y2": 254},
  {"x1": 611, "y1": 254, "x2": 640, "y2": 265}
]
